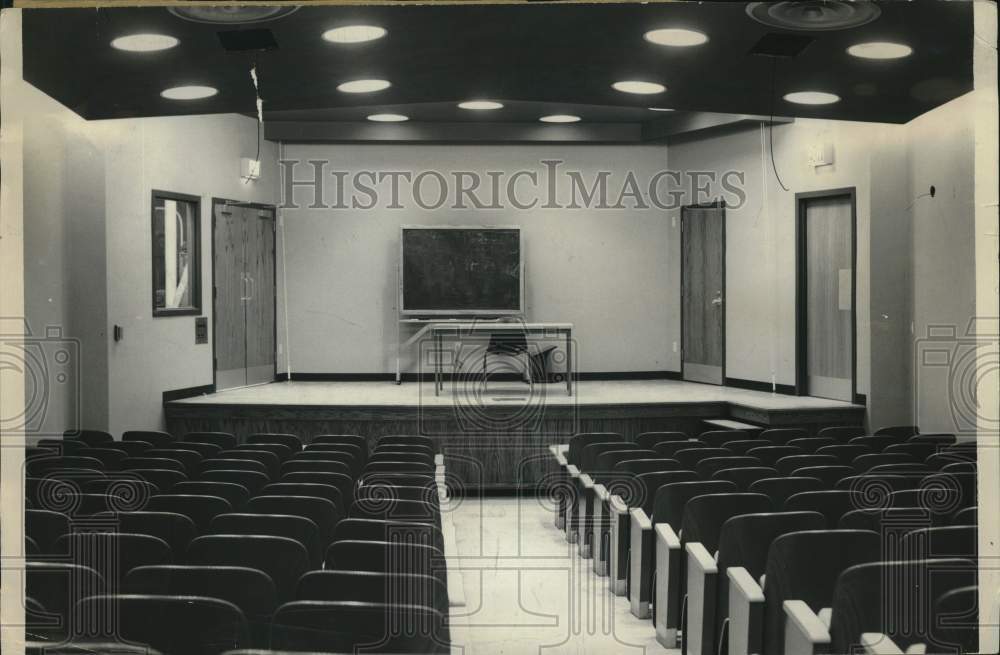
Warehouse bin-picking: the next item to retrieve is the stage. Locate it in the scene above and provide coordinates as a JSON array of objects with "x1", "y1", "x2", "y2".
[{"x1": 165, "y1": 379, "x2": 865, "y2": 490}]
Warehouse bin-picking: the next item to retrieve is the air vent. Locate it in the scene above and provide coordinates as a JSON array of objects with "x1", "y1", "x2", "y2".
[
  {"x1": 749, "y1": 33, "x2": 815, "y2": 58},
  {"x1": 745, "y1": 1, "x2": 881, "y2": 31},
  {"x1": 218, "y1": 28, "x2": 279, "y2": 52},
  {"x1": 168, "y1": 6, "x2": 298, "y2": 25}
]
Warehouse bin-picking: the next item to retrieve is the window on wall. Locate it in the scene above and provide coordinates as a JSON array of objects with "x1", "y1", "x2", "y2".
[{"x1": 152, "y1": 190, "x2": 201, "y2": 316}]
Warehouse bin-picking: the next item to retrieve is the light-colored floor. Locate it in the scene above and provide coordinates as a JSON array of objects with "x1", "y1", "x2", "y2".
[
  {"x1": 169, "y1": 379, "x2": 859, "y2": 411},
  {"x1": 445, "y1": 497, "x2": 674, "y2": 655}
]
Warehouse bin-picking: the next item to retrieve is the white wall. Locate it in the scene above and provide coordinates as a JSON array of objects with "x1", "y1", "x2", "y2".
[{"x1": 279, "y1": 144, "x2": 676, "y2": 374}]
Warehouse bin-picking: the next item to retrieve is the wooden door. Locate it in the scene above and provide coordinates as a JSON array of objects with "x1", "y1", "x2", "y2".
[
  {"x1": 802, "y1": 195, "x2": 854, "y2": 401},
  {"x1": 682, "y1": 205, "x2": 725, "y2": 385},
  {"x1": 245, "y1": 206, "x2": 276, "y2": 386},
  {"x1": 213, "y1": 202, "x2": 247, "y2": 391}
]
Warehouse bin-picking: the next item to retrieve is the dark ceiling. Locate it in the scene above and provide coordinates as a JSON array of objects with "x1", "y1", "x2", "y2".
[{"x1": 22, "y1": 2, "x2": 973, "y2": 131}]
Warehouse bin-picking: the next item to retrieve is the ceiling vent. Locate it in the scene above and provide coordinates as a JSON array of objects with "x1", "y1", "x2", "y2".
[
  {"x1": 745, "y1": 1, "x2": 881, "y2": 31},
  {"x1": 218, "y1": 28, "x2": 279, "y2": 52},
  {"x1": 168, "y1": 6, "x2": 299, "y2": 25},
  {"x1": 749, "y1": 32, "x2": 815, "y2": 58}
]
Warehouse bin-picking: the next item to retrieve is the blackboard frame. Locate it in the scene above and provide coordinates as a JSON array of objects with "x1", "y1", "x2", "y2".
[{"x1": 398, "y1": 225, "x2": 524, "y2": 316}]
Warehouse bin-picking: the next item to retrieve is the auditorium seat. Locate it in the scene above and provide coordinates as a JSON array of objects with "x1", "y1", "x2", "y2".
[
  {"x1": 925, "y1": 472, "x2": 977, "y2": 510},
  {"x1": 248, "y1": 433, "x2": 302, "y2": 452},
  {"x1": 885, "y1": 442, "x2": 939, "y2": 461},
  {"x1": 909, "y1": 433, "x2": 957, "y2": 446},
  {"x1": 746, "y1": 446, "x2": 803, "y2": 468},
  {"x1": 312, "y1": 434, "x2": 368, "y2": 452},
  {"x1": 121, "y1": 457, "x2": 186, "y2": 473},
  {"x1": 360, "y1": 472, "x2": 434, "y2": 488},
  {"x1": 612, "y1": 457, "x2": 683, "y2": 476},
  {"x1": 324, "y1": 540, "x2": 446, "y2": 587},
  {"x1": 942, "y1": 461, "x2": 977, "y2": 473},
  {"x1": 210, "y1": 513, "x2": 322, "y2": 569},
  {"x1": 653, "y1": 440, "x2": 709, "y2": 458},
  {"x1": 269, "y1": 600, "x2": 448, "y2": 653},
  {"x1": 932, "y1": 585, "x2": 979, "y2": 654},
  {"x1": 351, "y1": 497, "x2": 438, "y2": 526},
  {"x1": 64, "y1": 429, "x2": 114, "y2": 447},
  {"x1": 757, "y1": 428, "x2": 808, "y2": 445},
  {"x1": 775, "y1": 454, "x2": 839, "y2": 476},
  {"x1": 698, "y1": 430, "x2": 749, "y2": 448},
  {"x1": 187, "y1": 534, "x2": 310, "y2": 603},
  {"x1": 296, "y1": 569, "x2": 449, "y2": 614},
  {"x1": 373, "y1": 443, "x2": 434, "y2": 458},
  {"x1": 900, "y1": 525, "x2": 977, "y2": 560},
  {"x1": 282, "y1": 459, "x2": 352, "y2": 478},
  {"x1": 721, "y1": 439, "x2": 772, "y2": 455},
  {"x1": 672, "y1": 447, "x2": 731, "y2": 470},
  {"x1": 184, "y1": 431, "x2": 238, "y2": 450},
  {"x1": 174, "y1": 481, "x2": 250, "y2": 510},
  {"x1": 105, "y1": 440, "x2": 154, "y2": 457},
  {"x1": 874, "y1": 424, "x2": 920, "y2": 438},
  {"x1": 218, "y1": 449, "x2": 282, "y2": 479},
  {"x1": 52, "y1": 533, "x2": 172, "y2": 583},
  {"x1": 234, "y1": 442, "x2": 295, "y2": 463},
  {"x1": 363, "y1": 460, "x2": 430, "y2": 474},
  {"x1": 378, "y1": 434, "x2": 437, "y2": 449},
  {"x1": 144, "y1": 448, "x2": 202, "y2": 475},
  {"x1": 784, "y1": 490, "x2": 865, "y2": 527},
  {"x1": 75, "y1": 448, "x2": 126, "y2": 470},
  {"x1": 748, "y1": 530, "x2": 880, "y2": 655},
  {"x1": 81, "y1": 478, "x2": 159, "y2": 502},
  {"x1": 567, "y1": 432, "x2": 625, "y2": 467},
  {"x1": 815, "y1": 444, "x2": 872, "y2": 465},
  {"x1": 785, "y1": 437, "x2": 838, "y2": 453},
  {"x1": 26, "y1": 509, "x2": 70, "y2": 553},
  {"x1": 26, "y1": 562, "x2": 105, "y2": 628},
  {"x1": 246, "y1": 495, "x2": 340, "y2": 546},
  {"x1": 927, "y1": 451, "x2": 976, "y2": 471},
  {"x1": 305, "y1": 441, "x2": 367, "y2": 467},
  {"x1": 123, "y1": 430, "x2": 175, "y2": 448},
  {"x1": 838, "y1": 506, "x2": 948, "y2": 531},
  {"x1": 201, "y1": 468, "x2": 270, "y2": 494},
  {"x1": 817, "y1": 426, "x2": 865, "y2": 442},
  {"x1": 849, "y1": 435, "x2": 906, "y2": 450},
  {"x1": 170, "y1": 441, "x2": 223, "y2": 459},
  {"x1": 129, "y1": 468, "x2": 187, "y2": 492},
  {"x1": 696, "y1": 456, "x2": 762, "y2": 478},
  {"x1": 852, "y1": 452, "x2": 918, "y2": 472},
  {"x1": 368, "y1": 451, "x2": 434, "y2": 469},
  {"x1": 789, "y1": 465, "x2": 855, "y2": 488},
  {"x1": 356, "y1": 483, "x2": 438, "y2": 508},
  {"x1": 203, "y1": 458, "x2": 270, "y2": 477},
  {"x1": 147, "y1": 494, "x2": 232, "y2": 531},
  {"x1": 952, "y1": 506, "x2": 977, "y2": 526},
  {"x1": 37, "y1": 439, "x2": 84, "y2": 454},
  {"x1": 27, "y1": 456, "x2": 104, "y2": 476},
  {"x1": 92, "y1": 510, "x2": 197, "y2": 555},
  {"x1": 333, "y1": 517, "x2": 444, "y2": 553},
  {"x1": 653, "y1": 492, "x2": 771, "y2": 647},
  {"x1": 75, "y1": 594, "x2": 249, "y2": 655},
  {"x1": 834, "y1": 473, "x2": 919, "y2": 492},
  {"x1": 747, "y1": 477, "x2": 824, "y2": 509},
  {"x1": 595, "y1": 449, "x2": 658, "y2": 476},
  {"x1": 281, "y1": 471, "x2": 354, "y2": 506},
  {"x1": 635, "y1": 431, "x2": 691, "y2": 449},
  {"x1": 260, "y1": 482, "x2": 344, "y2": 513},
  {"x1": 712, "y1": 466, "x2": 780, "y2": 490},
  {"x1": 688, "y1": 511, "x2": 825, "y2": 655},
  {"x1": 291, "y1": 449, "x2": 360, "y2": 475}
]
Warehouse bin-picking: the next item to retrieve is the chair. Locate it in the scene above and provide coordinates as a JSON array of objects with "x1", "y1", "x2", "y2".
[
  {"x1": 754, "y1": 530, "x2": 880, "y2": 655},
  {"x1": 927, "y1": 450, "x2": 976, "y2": 470},
  {"x1": 818, "y1": 426, "x2": 865, "y2": 442},
  {"x1": 852, "y1": 452, "x2": 918, "y2": 472},
  {"x1": 835, "y1": 474, "x2": 920, "y2": 493},
  {"x1": 351, "y1": 498, "x2": 438, "y2": 525},
  {"x1": 816, "y1": 444, "x2": 872, "y2": 465},
  {"x1": 74, "y1": 594, "x2": 249, "y2": 655},
  {"x1": 92, "y1": 439, "x2": 153, "y2": 456},
  {"x1": 281, "y1": 471, "x2": 355, "y2": 506},
  {"x1": 234, "y1": 442, "x2": 294, "y2": 463},
  {"x1": 378, "y1": 434, "x2": 437, "y2": 451},
  {"x1": 774, "y1": 454, "x2": 839, "y2": 476},
  {"x1": 850, "y1": 435, "x2": 907, "y2": 451},
  {"x1": 712, "y1": 466, "x2": 779, "y2": 490},
  {"x1": 248, "y1": 432, "x2": 302, "y2": 452},
  {"x1": 37, "y1": 439, "x2": 85, "y2": 454},
  {"x1": 942, "y1": 461, "x2": 977, "y2": 473},
  {"x1": 75, "y1": 448, "x2": 126, "y2": 470},
  {"x1": 52, "y1": 533, "x2": 172, "y2": 583},
  {"x1": 567, "y1": 432, "x2": 625, "y2": 466},
  {"x1": 187, "y1": 534, "x2": 310, "y2": 603},
  {"x1": 372, "y1": 443, "x2": 434, "y2": 459},
  {"x1": 121, "y1": 457, "x2": 185, "y2": 473},
  {"x1": 672, "y1": 447, "x2": 731, "y2": 470},
  {"x1": 296, "y1": 569, "x2": 448, "y2": 614},
  {"x1": 900, "y1": 526, "x2": 977, "y2": 560},
  {"x1": 790, "y1": 465, "x2": 855, "y2": 488},
  {"x1": 838, "y1": 506, "x2": 948, "y2": 532},
  {"x1": 909, "y1": 433, "x2": 957, "y2": 445},
  {"x1": 246, "y1": 495, "x2": 339, "y2": 546},
  {"x1": 201, "y1": 468, "x2": 270, "y2": 494},
  {"x1": 653, "y1": 440, "x2": 709, "y2": 458},
  {"x1": 360, "y1": 472, "x2": 435, "y2": 488},
  {"x1": 260, "y1": 482, "x2": 344, "y2": 513},
  {"x1": 595, "y1": 449, "x2": 658, "y2": 476},
  {"x1": 292, "y1": 448, "x2": 359, "y2": 470},
  {"x1": 174, "y1": 481, "x2": 250, "y2": 510},
  {"x1": 696, "y1": 456, "x2": 761, "y2": 479},
  {"x1": 369, "y1": 451, "x2": 434, "y2": 469},
  {"x1": 146, "y1": 494, "x2": 232, "y2": 531},
  {"x1": 123, "y1": 565, "x2": 278, "y2": 625},
  {"x1": 324, "y1": 540, "x2": 446, "y2": 587},
  {"x1": 746, "y1": 446, "x2": 803, "y2": 468},
  {"x1": 933, "y1": 585, "x2": 979, "y2": 654},
  {"x1": 635, "y1": 431, "x2": 691, "y2": 449},
  {"x1": 144, "y1": 448, "x2": 202, "y2": 475},
  {"x1": 698, "y1": 430, "x2": 749, "y2": 448},
  {"x1": 758, "y1": 428, "x2": 808, "y2": 445},
  {"x1": 784, "y1": 490, "x2": 867, "y2": 527},
  {"x1": 282, "y1": 459, "x2": 352, "y2": 477},
  {"x1": 27, "y1": 456, "x2": 104, "y2": 476},
  {"x1": 874, "y1": 425, "x2": 920, "y2": 438},
  {"x1": 171, "y1": 441, "x2": 223, "y2": 459},
  {"x1": 363, "y1": 460, "x2": 433, "y2": 475},
  {"x1": 64, "y1": 429, "x2": 114, "y2": 447},
  {"x1": 312, "y1": 434, "x2": 368, "y2": 452},
  {"x1": 885, "y1": 442, "x2": 939, "y2": 461},
  {"x1": 306, "y1": 442, "x2": 366, "y2": 466},
  {"x1": 26, "y1": 562, "x2": 105, "y2": 625},
  {"x1": 210, "y1": 512, "x2": 323, "y2": 569},
  {"x1": 722, "y1": 439, "x2": 772, "y2": 455},
  {"x1": 951, "y1": 506, "x2": 977, "y2": 526},
  {"x1": 333, "y1": 517, "x2": 444, "y2": 554},
  {"x1": 130, "y1": 468, "x2": 187, "y2": 492},
  {"x1": 92, "y1": 510, "x2": 197, "y2": 555},
  {"x1": 26, "y1": 509, "x2": 70, "y2": 552},
  {"x1": 123, "y1": 430, "x2": 175, "y2": 448},
  {"x1": 356, "y1": 483, "x2": 439, "y2": 508},
  {"x1": 203, "y1": 458, "x2": 270, "y2": 476},
  {"x1": 612, "y1": 458, "x2": 683, "y2": 476},
  {"x1": 786, "y1": 437, "x2": 837, "y2": 453},
  {"x1": 747, "y1": 477, "x2": 824, "y2": 508},
  {"x1": 270, "y1": 600, "x2": 448, "y2": 654},
  {"x1": 218, "y1": 449, "x2": 281, "y2": 479},
  {"x1": 923, "y1": 472, "x2": 977, "y2": 511},
  {"x1": 184, "y1": 431, "x2": 238, "y2": 450}
]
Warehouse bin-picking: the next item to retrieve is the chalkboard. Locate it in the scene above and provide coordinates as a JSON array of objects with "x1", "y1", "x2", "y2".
[{"x1": 401, "y1": 227, "x2": 522, "y2": 314}]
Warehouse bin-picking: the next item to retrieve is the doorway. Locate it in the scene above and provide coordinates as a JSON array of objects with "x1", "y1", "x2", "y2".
[
  {"x1": 795, "y1": 188, "x2": 857, "y2": 402},
  {"x1": 681, "y1": 202, "x2": 726, "y2": 385},
  {"x1": 212, "y1": 199, "x2": 276, "y2": 391}
]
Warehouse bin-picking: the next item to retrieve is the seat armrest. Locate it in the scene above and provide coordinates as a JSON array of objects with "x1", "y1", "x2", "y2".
[
  {"x1": 653, "y1": 523, "x2": 683, "y2": 647},
  {"x1": 566, "y1": 464, "x2": 580, "y2": 478},
  {"x1": 783, "y1": 600, "x2": 831, "y2": 655},
  {"x1": 580, "y1": 473, "x2": 595, "y2": 489},
  {"x1": 655, "y1": 522, "x2": 680, "y2": 549},
  {"x1": 860, "y1": 633, "x2": 909, "y2": 654},
  {"x1": 555, "y1": 453, "x2": 568, "y2": 466},
  {"x1": 630, "y1": 507, "x2": 652, "y2": 531},
  {"x1": 728, "y1": 566, "x2": 764, "y2": 602},
  {"x1": 685, "y1": 541, "x2": 719, "y2": 655},
  {"x1": 727, "y1": 566, "x2": 765, "y2": 655},
  {"x1": 686, "y1": 541, "x2": 717, "y2": 574},
  {"x1": 595, "y1": 484, "x2": 609, "y2": 502},
  {"x1": 609, "y1": 494, "x2": 628, "y2": 514}
]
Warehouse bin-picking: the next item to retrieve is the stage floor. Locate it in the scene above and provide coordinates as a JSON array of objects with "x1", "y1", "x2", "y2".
[{"x1": 170, "y1": 378, "x2": 861, "y2": 413}]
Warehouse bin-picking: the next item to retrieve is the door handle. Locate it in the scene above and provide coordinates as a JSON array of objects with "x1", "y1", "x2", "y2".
[
  {"x1": 711, "y1": 292, "x2": 723, "y2": 306},
  {"x1": 246, "y1": 275, "x2": 254, "y2": 301}
]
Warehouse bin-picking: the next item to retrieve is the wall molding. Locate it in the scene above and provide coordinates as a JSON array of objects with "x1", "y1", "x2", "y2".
[
  {"x1": 278, "y1": 371, "x2": 681, "y2": 383},
  {"x1": 162, "y1": 384, "x2": 215, "y2": 403}
]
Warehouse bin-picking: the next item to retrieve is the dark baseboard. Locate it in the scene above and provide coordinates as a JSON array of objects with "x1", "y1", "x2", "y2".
[
  {"x1": 854, "y1": 393, "x2": 867, "y2": 405},
  {"x1": 724, "y1": 377, "x2": 797, "y2": 396},
  {"x1": 163, "y1": 384, "x2": 215, "y2": 403},
  {"x1": 280, "y1": 371, "x2": 681, "y2": 383}
]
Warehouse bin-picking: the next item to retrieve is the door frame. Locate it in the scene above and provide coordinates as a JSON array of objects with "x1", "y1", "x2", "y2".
[
  {"x1": 210, "y1": 197, "x2": 278, "y2": 391},
  {"x1": 679, "y1": 199, "x2": 727, "y2": 384},
  {"x1": 794, "y1": 187, "x2": 858, "y2": 401}
]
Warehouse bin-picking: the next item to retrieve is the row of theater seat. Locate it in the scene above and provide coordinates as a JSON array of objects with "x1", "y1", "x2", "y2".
[
  {"x1": 24, "y1": 430, "x2": 451, "y2": 654},
  {"x1": 554, "y1": 424, "x2": 980, "y2": 654}
]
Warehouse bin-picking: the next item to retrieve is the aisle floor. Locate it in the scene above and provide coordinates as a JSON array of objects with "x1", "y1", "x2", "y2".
[{"x1": 447, "y1": 497, "x2": 673, "y2": 655}]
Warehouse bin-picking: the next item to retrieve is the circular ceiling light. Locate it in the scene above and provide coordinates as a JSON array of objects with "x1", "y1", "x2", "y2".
[
  {"x1": 168, "y1": 6, "x2": 298, "y2": 24},
  {"x1": 783, "y1": 91, "x2": 840, "y2": 105},
  {"x1": 847, "y1": 42, "x2": 913, "y2": 60},
  {"x1": 745, "y1": 1, "x2": 881, "y2": 31},
  {"x1": 111, "y1": 34, "x2": 179, "y2": 52},
  {"x1": 458, "y1": 100, "x2": 504, "y2": 110},
  {"x1": 322, "y1": 25, "x2": 387, "y2": 44},
  {"x1": 161, "y1": 85, "x2": 218, "y2": 100},
  {"x1": 368, "y1": 113, "x2": 408, "y2": 122},
  {"x1": 539, "y1": 114, "x2": 581, "y2": 123},
  {"x1": 337, "y1": 79, "x2": 391, "y2": 93},
  {"x1": 644, "y1": 28, "x2": 708, "y2": 47},
  {"x1": 612, "y1": 80, "x2": 666, "y2": 95},
  {"x1": 648, "y1": 107, "x2": 674, "y2": 112}
]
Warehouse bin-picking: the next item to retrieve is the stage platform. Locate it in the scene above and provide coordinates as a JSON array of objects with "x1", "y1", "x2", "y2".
[{"x1": 165, "y1": 379, "x2": 865, "y2": 490}]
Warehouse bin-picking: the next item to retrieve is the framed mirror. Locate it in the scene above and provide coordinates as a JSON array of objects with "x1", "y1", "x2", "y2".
[{"x1": 152, "y1": 190, "x2": 201, "y2": 316}]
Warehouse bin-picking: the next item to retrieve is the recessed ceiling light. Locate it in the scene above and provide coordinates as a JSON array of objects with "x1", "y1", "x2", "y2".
[
  {"x1": 458, "y1": 100, "x2": 504, "y2": 110},
  {"x1": 648, "y1": 107, "x2": 674, "y2": 112},
  {"x1": 644, "y1": 28, "x2": 709, "y2": 47},
  {"x1": 161, "y1": 85, "x2": 218, "y2": 100},
  {"x1": 612, "y1": 80, "x2": 666, "y2": 95},
  {"x1": 847, "y1": 42, "x2": 913, "y2": 60},
  {"x1": 368, "y1": 113, "x2": 408, "y2": 122},
  {"x1": 111, "y1": 34, "x2": 179, "y2": 52},
  {"x1": 322, "y1": 25, "x2": 387, "y2": 44},
  {"x1": 539, "y1": 114, "x2": 581, "y2": 123},
  {"x1": 783, "y1": 91, "x2": 840, "y2": 105},
  {"x1": 337, "y1": 79, "x2": 391, "y2": 93}
]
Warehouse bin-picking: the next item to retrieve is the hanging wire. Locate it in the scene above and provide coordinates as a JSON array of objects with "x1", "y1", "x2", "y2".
[{"x1": 768, "y1": 56, "x2": 790, "y2": 192}]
